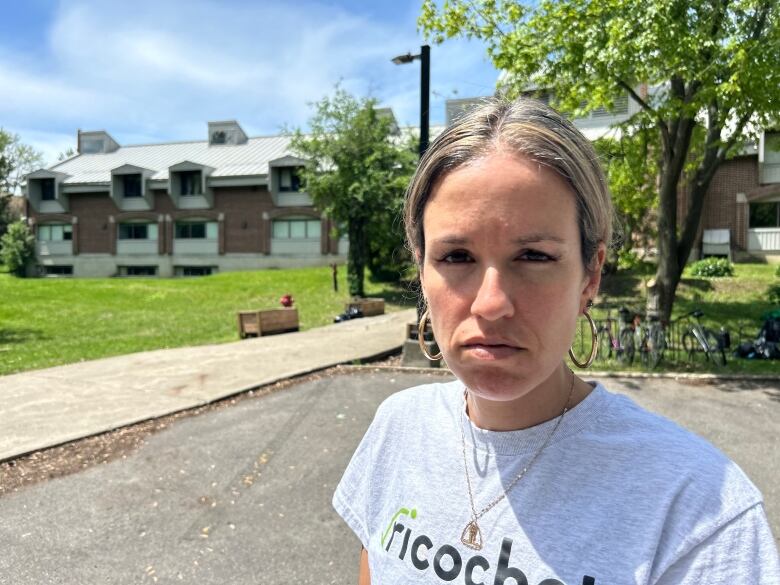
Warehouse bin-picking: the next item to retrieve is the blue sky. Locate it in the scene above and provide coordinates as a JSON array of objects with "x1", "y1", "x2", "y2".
[{"x1": 0, "y1": 0, "x2": 500, "y2": 166}]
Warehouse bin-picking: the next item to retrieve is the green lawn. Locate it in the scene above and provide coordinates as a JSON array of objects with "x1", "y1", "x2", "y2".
[
  {"x1": 0, "y1": 266, "x2": 416, "y2": 376},
  {"x1": 2, "y1": 263, "x2": 778, "y2": 377},
  {"x1": 576, "y1": 263, "x2": 780, "y2": 375}
]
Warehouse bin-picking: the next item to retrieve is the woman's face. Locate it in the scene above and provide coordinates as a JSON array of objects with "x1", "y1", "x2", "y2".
[{"x1": 420, "y1": 151, "x2": 604, "y2": 403}]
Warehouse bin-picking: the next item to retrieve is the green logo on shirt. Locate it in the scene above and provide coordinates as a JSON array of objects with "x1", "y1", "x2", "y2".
[{"x1": 380, "y1": 506, "x2": 418, "y2": 547}]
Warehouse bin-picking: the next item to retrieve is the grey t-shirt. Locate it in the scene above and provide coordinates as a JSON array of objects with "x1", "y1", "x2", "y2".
[{"x1": 333, "y1": 381, "x2": 779, "y2": 584}]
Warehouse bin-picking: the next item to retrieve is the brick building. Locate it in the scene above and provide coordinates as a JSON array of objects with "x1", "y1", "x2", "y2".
[
  {"x1": 23, "y1": 106, "x2": 780, "y2": 278},
  {"x1": 692, "y1": 132, "x2": 780, "y2": 262},
  {"x1": 23, "y1": 121, "x2": 348, "y2": 277}
]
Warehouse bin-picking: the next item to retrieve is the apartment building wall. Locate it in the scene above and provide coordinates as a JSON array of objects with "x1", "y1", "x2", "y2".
[
  {"x1": 701, "y1": 157, "x2": 759, "y2": 252},
  {"x1": 29, "y1": 185, "x2": 345, "y2": 276}
]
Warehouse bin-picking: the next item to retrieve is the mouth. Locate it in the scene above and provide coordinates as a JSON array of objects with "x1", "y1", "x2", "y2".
[{"x1": 461, "y1": 340, "x2": 523, "y2": 360}]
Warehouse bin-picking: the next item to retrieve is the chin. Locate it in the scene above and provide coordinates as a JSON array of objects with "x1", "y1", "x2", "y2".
[{"x1": 446, "y1": 357, "x2": 536, "y2": 402}]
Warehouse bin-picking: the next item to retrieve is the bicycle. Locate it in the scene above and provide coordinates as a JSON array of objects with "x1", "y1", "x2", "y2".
[
  {"x1": 674, "y1": 309, "x2": 728, "y2": 367},
  {"x1": 615, "y1": 307, "x2": 639, "y2": 365},
  {"x1": 596, "y1": 307, "x2": 619, "y2": 361},
  {"x1": 636, "y1": 314, "x2": 666, "y2": 369}
]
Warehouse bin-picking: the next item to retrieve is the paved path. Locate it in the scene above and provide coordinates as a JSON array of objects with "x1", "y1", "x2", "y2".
[
  {"x1": 0, "y1": 369, "x2": 777, "y2": 584},
  {"x1": 0, "y1": 310, "x2": 416, "y2": 462}
]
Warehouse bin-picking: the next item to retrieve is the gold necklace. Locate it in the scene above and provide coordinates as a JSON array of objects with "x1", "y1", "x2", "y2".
[{"x1": 459, "y1": 369, "x2": 575, "y2": 551}]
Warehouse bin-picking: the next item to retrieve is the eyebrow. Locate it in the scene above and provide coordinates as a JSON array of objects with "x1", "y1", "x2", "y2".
[{"x1": 431, "y1": 233, "x2": 567, "y2": 246}]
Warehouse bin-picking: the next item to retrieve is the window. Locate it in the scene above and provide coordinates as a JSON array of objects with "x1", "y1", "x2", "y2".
[
  {"x1": 765, "y1": 132, "x2": 780, "y2": 165},
  {"x1": 175, "y1": 221, "x2": 217, "y2": 239},
  {"x1": 81, "y1": 139, "x2": 104, "y2": 154},
  {"x1": 749, "y1": 202, "x2": 780, "y2": 228},
  {"x1": 119, "y1": 223, "x2": 157, "y2": 240},
  {"x1": 42, "y1": 265, "x2": 73, "y2": 276},
  {"x1": 123, "y1": 174, "x2": 142, "y2": 198},
  {"x1": 37, "y1": 224, "x2": 72, "y2": 241},
  {"x1": 279, "y1": 167, "x2": 303, "y2": 192},
  {"x1": 175, "y1": 266, "x2": 214, "y2": 277},
  {"x1": 118, "y1": 266, "x2": 158, "y2": 277},
  {"x1": 179, "y1": 171, "x2": 202, "y2": 196},
  {"x1": 272, "y1": 218, "x2": 321, "y2": 239},
  {"x1": 211, "y1": 131, "x2": 226, "y2": 144},
  {"x1": 40, "y1": 179, "x2": 56, "y2": 201}
]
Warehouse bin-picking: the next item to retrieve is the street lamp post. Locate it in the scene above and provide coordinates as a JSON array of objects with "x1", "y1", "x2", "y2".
[
  {"x1": 392, "y1": 44, "x2": 430, "y2": 158},
  {"x1": 392, "y1": 45, "x2": 439, "y2": 366}
]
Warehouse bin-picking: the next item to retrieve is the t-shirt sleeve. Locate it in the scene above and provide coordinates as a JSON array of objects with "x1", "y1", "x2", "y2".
[
  {"x1": 653, "y1": 503, "x2": 780, "y2": 585},
  {"x1": 332, "y1": 405, "x2": 387, "y2": 549}
]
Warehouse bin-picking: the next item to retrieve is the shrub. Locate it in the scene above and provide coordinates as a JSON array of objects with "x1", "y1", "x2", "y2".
[
  {"x1": 775, "y1": 264, "x2": 780, "y2": 278},
  {"x1": 688, "y1": 257, "x2": 734, "y2": 277},
  {"x1": 769, "y1": 283, "x2": 780, "y2": 305},
  {"x1": 0, "y1": 220, "x2": 35, "y2": 276},
  {"x1": 616, "y1": 249, "x2": 655, "y2": 275}
]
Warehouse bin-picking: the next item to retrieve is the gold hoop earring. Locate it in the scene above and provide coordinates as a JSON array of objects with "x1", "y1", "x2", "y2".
[
  {"x1": 417, "y1": 308, "x2": 443, "y2": 361},
  {"x1": 569, "y1": 304, "x2": 597, "y2": 369}
]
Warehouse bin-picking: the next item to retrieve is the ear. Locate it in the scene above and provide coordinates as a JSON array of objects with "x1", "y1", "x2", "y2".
[
  {"x1": 580, "y1": 242, "x2": 607, "y2": 312},
  {"x1": 416, "y1": 250, "x2": 431, "y2": 310}
]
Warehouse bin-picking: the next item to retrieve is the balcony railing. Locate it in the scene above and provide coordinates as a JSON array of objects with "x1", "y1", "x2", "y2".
[
  {"x1": 36, "y1": 241, "x2": 72, "y2": 256},
  {"x1": 173, "y1": 239, "x2": 219, "y2": 255},
  {"x1": 760, "y1": 163, "x2": 780, "y2": 184},
  {"x1": 748, "y1": 228, "x2": 780, "y2": 251},
  {"x1": 117, "y1": 240, "x2": 158, "y2": 255}
]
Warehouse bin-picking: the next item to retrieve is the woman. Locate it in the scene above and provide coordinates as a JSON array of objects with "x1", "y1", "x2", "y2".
[{"x1": 333, "y1": 98, "x2": 779, "y2": 584}]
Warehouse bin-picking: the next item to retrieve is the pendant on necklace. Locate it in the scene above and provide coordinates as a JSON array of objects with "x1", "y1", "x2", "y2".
[{"x1": 461, "y1": 520, "x2": 483, "y2": 551}]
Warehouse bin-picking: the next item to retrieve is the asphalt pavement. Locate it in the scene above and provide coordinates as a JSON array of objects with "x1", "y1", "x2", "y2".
[
  {"x1": 0, "y1": 368, "x2": 777, "y2": 584},
  {"x1": 0, "y1": 309, "x2": 416, "y2": 463}
]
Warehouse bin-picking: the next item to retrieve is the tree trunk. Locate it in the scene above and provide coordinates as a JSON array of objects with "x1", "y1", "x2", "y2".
[
  {"x1": 655, "y1": 175, "x2": 682, "y2": 324},
  {"x1": 347, "y1": 217, "x2": 366, "y2": 298},
  {"x1": 654, "y1": 116, "x2": 696, "y2": 322}
]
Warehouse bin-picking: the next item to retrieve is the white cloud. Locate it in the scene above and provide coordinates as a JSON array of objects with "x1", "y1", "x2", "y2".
[{"x1": 0, "y1": 0, "x2": 499, "y2": 160}]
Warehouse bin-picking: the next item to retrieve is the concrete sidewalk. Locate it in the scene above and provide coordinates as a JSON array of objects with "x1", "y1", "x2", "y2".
[{"x1": 0, "y1": 309, "x2": 415, "y2": 462}]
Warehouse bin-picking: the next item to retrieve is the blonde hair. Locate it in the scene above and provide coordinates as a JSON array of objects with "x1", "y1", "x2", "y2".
[{"x1": 404, "y1": 97, "x2": 614, "y2": 272}]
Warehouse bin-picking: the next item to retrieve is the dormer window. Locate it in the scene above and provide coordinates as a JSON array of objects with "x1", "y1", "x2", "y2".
[
  {"x1": 40, "y1": 178, "x2": 56, "y2": 201},
  {"x1": 179, "y1": 171, "x2": 202, "y2": 196},
  {"x1": 123, "y1": 174, "x2": 142, "y2": 198},
  {"x1": 211, "y1": 130, "x2": 227, "y2": 145},
  {"x1": 279, "y1": 167, "x2": 303, "y2": 192}
]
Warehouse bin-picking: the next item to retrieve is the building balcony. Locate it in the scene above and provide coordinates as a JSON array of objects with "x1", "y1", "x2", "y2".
[
  {"x1": 270, "y1": 238, "x2": 321, "y2": 255},
  {"x1": 173, "y1": 239, "x2": 219, "y2": 255},
  {"x1": 36, "y1": 241, "x2": 73, "y2": 256},
  {"x1": 117, "y1": 241, "x2": 159, "y2": 255},
  {"x1": 748, "y1": 228, "x2": 780, "y2": 251},
  {"x1": 276, "y1": 192, "x2": 313, "y2": 207},
  {"x1": 759, "y1": 163, "x2": 780, "y2": 185}
]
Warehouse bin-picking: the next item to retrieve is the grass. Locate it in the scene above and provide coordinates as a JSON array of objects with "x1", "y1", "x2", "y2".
[
  {"x1": 2, "y1": 262, "x2": 778, "y2": 377},
  {"x1": 0, "y1": 266, "x2": 416, "y2": 376},
  {"x1": 573, "y1": 263, "x2": 780, "y2": 375}
]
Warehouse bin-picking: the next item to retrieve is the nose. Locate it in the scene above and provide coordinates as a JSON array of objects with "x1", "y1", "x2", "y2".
[{"x1": 470, "y1": 266, "x2": 515, "y2": 321}]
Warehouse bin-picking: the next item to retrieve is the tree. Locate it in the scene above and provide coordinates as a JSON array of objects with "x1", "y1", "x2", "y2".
[
  {"x1": 0, "y1": 129, "x2": 45, "y2": 195},
  {"x1": 58, "y1": 147, "x2": 76, "y2": 161},
  {"x1": 0, "y1": 220, "x2": 35, "y2": 276},
  {"x1": 0, "y1": 129, "x2": 44, "y2": 239},
  {"x1": 419, "y1": 0, "x2": 780, "y2": 320},
  {"x1": 593, "y1": 129, "x2": 660, "y2": 271},
  {"x1": 290, "y1": 88, "x2": 417, "y2": 297}
]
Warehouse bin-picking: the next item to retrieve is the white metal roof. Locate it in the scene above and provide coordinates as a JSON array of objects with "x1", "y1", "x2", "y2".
[{"x1": 48, "y1": 135, "x2": 294, "y2": 184}]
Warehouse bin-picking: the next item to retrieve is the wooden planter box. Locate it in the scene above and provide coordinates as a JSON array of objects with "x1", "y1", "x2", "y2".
[
  {"x1": 238, "y1": 308, "x2": 299, "y2": 338},
  {"x1": 345, "y1": 297, "x2": 385, "y2": 317}
]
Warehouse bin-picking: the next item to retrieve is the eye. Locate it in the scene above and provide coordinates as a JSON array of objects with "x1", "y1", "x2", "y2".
[
  {"x1": 438, "y1": 250, "x2": 473, "y2": 264},
  {"x1": 520, "y1": 249, "x2": 555, "y2": 262}
]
